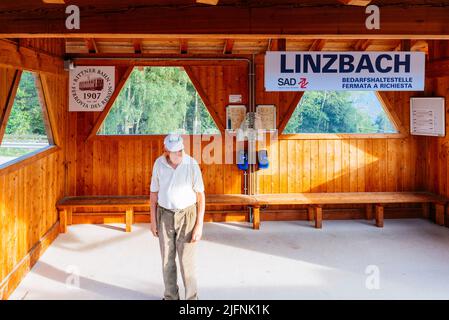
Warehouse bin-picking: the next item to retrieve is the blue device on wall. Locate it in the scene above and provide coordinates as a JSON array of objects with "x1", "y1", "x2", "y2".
[
  {"x1": 237, "y1": 150, "x2": 248, "y2": 171},
  {"x1": 257, "y1": 150, "x2": 269, "y2": 169}
]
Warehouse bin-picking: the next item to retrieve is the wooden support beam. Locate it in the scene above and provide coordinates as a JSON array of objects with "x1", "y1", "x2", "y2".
[
  {"x1": 183, "y1": 66, "x2": 226, "y2": 132},
  {"x1": 0, "y1": 39, "x2": 64, "y2": 74},
  {"x1": 2, "y1": 5, "x2": 449, "y2": 38},
  {"x1": 85, "y1": 38, "x2": 98, "y2": 54},
  {"x1": 353, "y1": 39, "x2": 371, "y2": 51},
  {"x1": 375, "y1": 204, "x2": 384, "y2": 228},
  {"x1": 0, "y1": 70, "x2": 22, "y2": 144},
  {"x1": 410, "y1": 40, "x2": 429, "y2": 53},
  {"x1": 34, "y1": 74, "x2": 57, "y2": 146},
  {"x1": 86, "y1": 66, "x2": 134, "y2": 141},
  {"x1": 400, "y1": 39, "x2": 411, "y2": 51},
  {"x1": 375, "y1": 92, "x2": 407, "y2": 135},
  {"x1": 180, "y1": 39, "x2": 188, "y2": 54},
  {"x1": 309, "y1": 39, "x2": 326, "y2": 51},
  {"x1": 223, "y1": 39, "x2": 234, "y2": 54},
  {"x1": 268, "y1": 39, "x2": 287, "y2": 51},
  {"x1": 196, "y1": 0, "x2": 219, "y2": 5},
  {"x1": 339, "y1": 0, "x2": 372, "y2": 5},
  {"x1": 278, "y1": 92, "x2": 304, "y2": 134},
  {"x1": 133, "y1": 39, "x2": 142, "y2": 54},
  {"x1": 277, "y1": 39, "x2": 287, "y2": 51},
  {"x1": 42, "y1": 0, "x2": 65, "y2": 3}
]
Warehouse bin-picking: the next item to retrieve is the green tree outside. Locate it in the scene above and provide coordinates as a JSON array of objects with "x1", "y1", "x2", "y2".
[
  {"x1": 99, "y1": 67, "x2": 219, "y2": 135},
  {"x1": 284, "y1": 91, "x2": 397, "y2": 134}
]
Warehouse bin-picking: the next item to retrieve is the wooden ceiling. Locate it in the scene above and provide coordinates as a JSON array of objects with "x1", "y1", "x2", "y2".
[
  {"x1": 65, "y1": 38, "x2": 429, "y2": 56},
  {"x1": 2, "y1": 1, "x2": 449, "y2": 39},
  {"x1": 40, "y1": 0, "x2": 373, "y2": 5}
]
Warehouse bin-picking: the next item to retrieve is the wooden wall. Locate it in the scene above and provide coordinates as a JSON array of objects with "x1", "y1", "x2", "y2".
[
  {"x1": 0, "y1": 39, "x2": 67, "y2": 299},
  {"x1": 254, "y1": 55, "x2": 425, "y2": 195},
  {"x1": 422, "y1": 41, "x2": 449, "y2": 208},
  {"x1": 0, "y1": 38, "x2": 444, "y2": 297},
  {"x1": 66, "y1": 54, "x2": 427, "y2": 222},
  {"x1": 66, "y1": 63, "x2": 250, "y2": 197}
]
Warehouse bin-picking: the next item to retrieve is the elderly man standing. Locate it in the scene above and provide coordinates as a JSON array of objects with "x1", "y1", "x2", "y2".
[{"x1": 149, "y1": 133, "x2": 205, "y2": 300}]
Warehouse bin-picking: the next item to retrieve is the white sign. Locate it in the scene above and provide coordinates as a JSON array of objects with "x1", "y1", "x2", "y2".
[
  {"x1": 265, "y1": 51, "x2": 425, "y2": 91},
  {"x1": 410, "y1": 97, "x2": 445, "y2": 137},
  {"x1": 229, "y1": 94, "x2": 242, "y2": 103},
  {"x1": 69, "y1": 66, "x2": 115, "y2": 111}
]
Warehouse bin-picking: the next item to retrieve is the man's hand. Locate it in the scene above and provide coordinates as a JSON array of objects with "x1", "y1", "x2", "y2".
[
  {"x1": 191, "y1": 224, "x2": 203, "y2": 243},
  {"x1": 150, "y1": 222, "x2": 158, "y2": 237}
]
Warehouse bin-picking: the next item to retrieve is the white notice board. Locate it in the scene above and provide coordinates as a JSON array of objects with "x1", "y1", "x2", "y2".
[
  {"x1": 256, "y1": 105, "x2": 276, "y2": 131},
  {"x1": 410, "y1": 97, "x2": 445, "y2": 137},
  {"x1": 226, "y1": 105, "x2": 247, "y2": 131}
]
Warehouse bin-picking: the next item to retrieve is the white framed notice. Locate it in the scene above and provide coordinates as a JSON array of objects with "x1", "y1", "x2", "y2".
[
  {"x1": 229, "y1": 94, "x2": 242, "y2": 104},
  {"x1": 410, "y1": 97, "x2": 445, "y2": 137},
  {"x1": 226, "y1": 105, "x2": 247, "y2": 131},
  {"x1": 256, "y1": 105, "x2": 276, "y2": 131},
  {"x1": 265, "y1": 51, "x2": 426, "y2": 91},
  {"x1": 69, "y1": 66, "x2": 115, "y2": 112}
]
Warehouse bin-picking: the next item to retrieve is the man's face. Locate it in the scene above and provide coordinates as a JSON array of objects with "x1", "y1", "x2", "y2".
[{"x1": 167, "y1": 149, "x2": 183, "y2": 165}]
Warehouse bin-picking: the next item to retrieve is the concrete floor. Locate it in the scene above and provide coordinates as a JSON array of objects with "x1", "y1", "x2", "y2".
[{"x1": 9, "y1": 219, "x2": 449, "y2": 300}]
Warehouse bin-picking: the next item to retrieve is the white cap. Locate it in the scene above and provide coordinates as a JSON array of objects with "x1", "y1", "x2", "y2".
[{"x1": 164, "y1": 133, "x2": 184, "y2": 152}]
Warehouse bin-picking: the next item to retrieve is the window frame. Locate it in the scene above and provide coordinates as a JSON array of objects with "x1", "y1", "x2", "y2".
[
  {"x1": 93, "y1": 65, "x2": 222, "y2": 138},
  {"x1": 279, "y1": 91, "x2": 407, "y2": 140},
  {"x1": 0, "y1": 69, "x2": 57, "y2": 171}
]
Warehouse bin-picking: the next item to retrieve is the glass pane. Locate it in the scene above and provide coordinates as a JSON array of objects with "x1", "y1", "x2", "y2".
[
  {"x1": 283, "y1": 91, "x2": 398, "y2": 134},
  {"x1": 0, "y1": 71, "x2": 50, "y2": 166},
  {"x1": 98, "y1": 66, "x2": 220, "y2": 135}
]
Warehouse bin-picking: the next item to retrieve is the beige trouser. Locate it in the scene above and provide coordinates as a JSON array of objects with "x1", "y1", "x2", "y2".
[{"x1": 157, "y1": 203, "x2": 198, "y2": 300}]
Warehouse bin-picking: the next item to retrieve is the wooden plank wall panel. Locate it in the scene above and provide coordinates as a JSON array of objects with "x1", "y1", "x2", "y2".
[
  {"x1": 255, "y1": 137, "x2": 422, "y2": 195},
  {"x1": 19, "y1": 38, "x2": 65, "y2": 57},
  {"x1": 0, "y1": 68, "x2": 17, "y2": 118},
  {"x1": 0, "y1": 57, "x2": 67, "y2": 293},
  {"x1": 422, "y1": 77, "x2": 449, "y2": 199},
  {"x1": 67, "y1": 54, "x2": 426, "y2": 217},
  {"x1": 254, "y1": 54, "x2": 424, "y2": 196},
  {"x1": 66, "y1": 64, "x2": 249, "y2": 215}
]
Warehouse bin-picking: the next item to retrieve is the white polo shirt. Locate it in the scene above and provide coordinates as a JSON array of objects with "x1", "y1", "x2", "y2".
[{"x1": 150, "y1": 154, "x2": 205, "y2": 210}]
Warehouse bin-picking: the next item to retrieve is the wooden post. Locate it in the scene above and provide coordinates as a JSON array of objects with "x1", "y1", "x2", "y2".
[
  {"x1": 365, "y1": 204, "x2": 374, "y2": 220},
  {"x1": 375, "y1": 204, "x2": 384, "y2": 228},
  {"x1": 435, "y1": 203, "x2": 445, "y2": 226},
  {"x1": 252, "y1": 206, "x2": 260, "y2": 230},
  {"x1": 314, "y1": 205, "x2": 322, "y2": 229},
  {"x1": 421, "y1": 203, "x2": 430, "y2": 219},
  {"x1": 59, "y1": 209, "x2": 67, "y2": 233},
  {"x1": 125, "y1": 207, "x2": 133, "y2": 232},
  {"x1": 307, "y1": 206, "x2": 314, "y2": 222},
  {"x1": 67, "y1": 207, "x2": 73, "y2": 225}
]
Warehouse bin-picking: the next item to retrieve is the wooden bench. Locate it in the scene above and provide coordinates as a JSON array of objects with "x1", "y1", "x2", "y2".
[
  {"x1": 252, "y1": 192, "x2": 448, "y2": 229},
  {"x1": 56, "y1": 194, "x2": 256, "y2": 233},
  {"x1": 57, "y1": 195, "x2": 151, "y2": 233},
  {"x1": 56, "y1": 192, "x2": 447, "y2": 233}
]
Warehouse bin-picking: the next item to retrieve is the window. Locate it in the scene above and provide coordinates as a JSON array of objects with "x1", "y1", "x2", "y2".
[
  {"x1": 283, "y1": 91, "x2": 398, "y2": 134},
  {"x1": 0, "y1": 71, "x2": 52, "y2": 166},
  {"x1": 98, "y1": 66, "x2": 219, "y2": 135}
]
